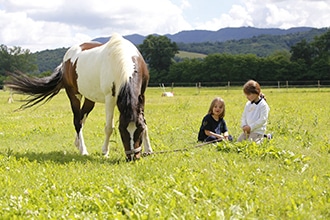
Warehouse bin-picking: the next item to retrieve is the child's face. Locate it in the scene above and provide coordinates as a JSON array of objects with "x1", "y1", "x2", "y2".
[
  {"x1": 212, "y1": 101, "x2": 224, "y2": 116},
  {"x1": 245, "y1": 93, "x2": 259, "y2": 102}
]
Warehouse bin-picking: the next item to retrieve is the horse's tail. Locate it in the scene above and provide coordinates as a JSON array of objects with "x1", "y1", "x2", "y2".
[{"x1": 4, "y1": 64, "x2": 64, "y2": 110}]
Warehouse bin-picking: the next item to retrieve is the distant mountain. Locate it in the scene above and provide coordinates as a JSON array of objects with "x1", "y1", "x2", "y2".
[
  {"x1": 93, "y1": 34, "x2": 146, "y2": 45},
  {"x1": 34, "y1": 27, "x2": 328, "y2": 73},
  {"x1": 177, "y1": 28, "x2": 328, "y2": 56},
  {"x1": 93, "y1": 27, "x2": 314, "y2": 45}
]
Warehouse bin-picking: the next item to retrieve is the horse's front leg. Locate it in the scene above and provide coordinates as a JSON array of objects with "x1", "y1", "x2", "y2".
[
  {"x1": 102, "y1": 95, "x2": 115, "y2": 157},
  {"x1": 143, "y1": 124, "x2": 153, "y2": 154}
]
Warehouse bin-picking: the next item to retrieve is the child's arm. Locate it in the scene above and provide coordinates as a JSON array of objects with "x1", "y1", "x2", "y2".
[
  {"x1": 223, "y1": 131, "x2": 229, "y2": 140},
  {"x1": 205, "y1": 130, "x2": 224, "y2": 140}
]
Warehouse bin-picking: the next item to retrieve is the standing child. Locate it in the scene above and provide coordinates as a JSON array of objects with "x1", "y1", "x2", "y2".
[
  {"x1": 238, "y1": 80, "x2": 270, "y2": 143},
  {"x1": 198, "y1": 97, "x2": 231, "y2": 142}
]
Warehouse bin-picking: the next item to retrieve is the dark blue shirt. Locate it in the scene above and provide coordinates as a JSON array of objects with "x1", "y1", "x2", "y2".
[{"x1": 198, "y1": 114, "x2": 228, "y2": 141}]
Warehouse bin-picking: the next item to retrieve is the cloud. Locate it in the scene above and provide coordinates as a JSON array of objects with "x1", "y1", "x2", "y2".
[
  {"x1": 0, "y1": 0, "x2": 329, "y2": 52},
  {"x1": 195, "y1": 0, "x2": 330, "y2": 30},
  {"x1": 178, "y1": 0, "x2": 191, "y2": 9},
  {"x1": 0, "y1": 8, "x2": 90, "y2": 51},
  {"x1": 15, "y1": 0, "x2": 192, "y2": 34},
  {"x1": 0, "y1": 0, "x2": 191, "y2": 51}
]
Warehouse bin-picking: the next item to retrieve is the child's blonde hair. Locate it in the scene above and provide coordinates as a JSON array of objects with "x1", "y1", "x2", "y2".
[{"x1": 208, "y1": 97, "x2": 225, "y2": 118}]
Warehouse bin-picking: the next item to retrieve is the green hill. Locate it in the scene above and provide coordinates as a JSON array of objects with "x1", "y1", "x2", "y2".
[
  {"x1": 34, "y1": 48, "x2": 68, "y2": 73},
  {"x1": 176, "y1": 51, "x2": 206, "y2": 59},
  {"x1": 33, "y1": 28, "x2": 328, "y2": 73},
  {"x1": 177, "y1": 28, "x2": 328, "y2": 56}
]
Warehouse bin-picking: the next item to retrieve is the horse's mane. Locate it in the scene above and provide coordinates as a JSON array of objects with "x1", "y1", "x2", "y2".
[
  {"x1": 111, "y1": 33, "x2": 142, "y2": 122},
  {"x1": 117, "y1": 80, "x2": 139, "y2": 122}
]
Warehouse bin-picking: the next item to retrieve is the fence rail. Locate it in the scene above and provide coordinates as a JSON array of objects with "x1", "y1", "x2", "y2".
[
  {"x1": 149, "y1": 80, "x2": 330, "y2": 89},
  {"x1": 2, "y1": 80, "x2": 330, "y2": 90}
]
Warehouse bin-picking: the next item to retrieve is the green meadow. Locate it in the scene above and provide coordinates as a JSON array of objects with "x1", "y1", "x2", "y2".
[
  {"x1": 176, "y1": 51, "x2": 207, "y2": 59},
  {"x1": 0, "y1": 87, "x2": 329, "y2": 219}
]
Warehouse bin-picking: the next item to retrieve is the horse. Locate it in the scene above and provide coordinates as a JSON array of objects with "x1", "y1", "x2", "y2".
[{"x1": 4, "y1": 33, "x2": 153, "y2": 161}]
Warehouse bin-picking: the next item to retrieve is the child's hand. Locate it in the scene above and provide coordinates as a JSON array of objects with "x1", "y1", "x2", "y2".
[
  {"x1": 242, "y1": 125, "x2": 251, "y2": 134},
  {"x1": 216, "y1": 134, "x2": 224, "y2": 140}
]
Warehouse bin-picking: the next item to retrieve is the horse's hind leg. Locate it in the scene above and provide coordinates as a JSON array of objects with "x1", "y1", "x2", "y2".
[
  {"x1": 80, "y1": 98, "x2": 95, "y2": 125},
  {"x1": 74, "y1": 98, "x2": 95, "y2": 155},
  {"x1": 66, "y1": 89, "x2": 89, "y2": 155}
]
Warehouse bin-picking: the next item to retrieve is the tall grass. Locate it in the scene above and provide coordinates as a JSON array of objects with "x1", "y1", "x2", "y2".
[{"x1": 0, "y1": 87, "x2": 329, "y2": 219}]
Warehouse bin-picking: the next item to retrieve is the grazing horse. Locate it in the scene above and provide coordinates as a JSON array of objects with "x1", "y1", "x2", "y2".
[{"x1": 5, "y1": 33, "x2": 153, "y2": 161}]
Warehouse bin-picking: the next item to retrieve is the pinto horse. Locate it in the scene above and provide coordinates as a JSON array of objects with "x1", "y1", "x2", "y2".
[{"x1": 5, "y1": 33, "x2": 153, "y2": 161}]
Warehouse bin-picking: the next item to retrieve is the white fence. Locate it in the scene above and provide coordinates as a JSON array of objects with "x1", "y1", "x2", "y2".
[{"x1": 150, "y1": 80, "x2": 330, "y2": 89}]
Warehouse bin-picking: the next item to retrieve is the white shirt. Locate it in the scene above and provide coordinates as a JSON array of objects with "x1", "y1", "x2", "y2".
[{"x1": 241, "y1": 98, "x2": 270, "y2": 135}]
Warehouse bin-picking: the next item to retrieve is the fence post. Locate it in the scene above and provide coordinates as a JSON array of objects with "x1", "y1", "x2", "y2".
[
  {"x1": 286, "y1": 81, "x2": 289, "y2": 89},
  {"x1": 318, "y1": 80, "x2": 320, "y2": 90},
  {"x1": 278, "y1": 81, "x2": 280, "y2": 89},
  {"x1": 197, "y1": 82, "x2": 201, "y2": 94}
]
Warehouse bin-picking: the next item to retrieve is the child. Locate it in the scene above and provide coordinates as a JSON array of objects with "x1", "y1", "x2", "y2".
[
  {"x1": 198, "y1": 97, "x2": 231, "y2": 142},
  {"x1": 237, "y1": 80, "x2": 270, "y2": 143}
]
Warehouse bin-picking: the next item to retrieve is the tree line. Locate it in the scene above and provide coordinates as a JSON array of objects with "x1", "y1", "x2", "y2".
[
  {"x1": 138, "y1": 29, "x2": 330, "y2": 84},
  {"x1": 0, "y1": 29, "x2": 329, "y2": 87}
]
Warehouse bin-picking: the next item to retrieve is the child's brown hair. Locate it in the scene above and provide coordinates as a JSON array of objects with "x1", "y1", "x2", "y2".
[
  {"x1": 243, "y1": 80, "x2": 266, "y2": 101},
  {"x1": 208, "y1": 97, "x2": 225, "y2": 118}
]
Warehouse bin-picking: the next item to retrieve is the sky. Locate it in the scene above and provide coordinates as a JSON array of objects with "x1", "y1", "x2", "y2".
[{"x1": 0, "y1": 0, "x2": 329, "y2": 52}]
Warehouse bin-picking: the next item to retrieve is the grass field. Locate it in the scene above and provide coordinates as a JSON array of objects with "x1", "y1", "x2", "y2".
[
  {"x1": 0, "y1": 87, "x2": 329, "y2": 219},
  {"x1": 176, "y1": 51, "x2": 207, "y2": 59}
]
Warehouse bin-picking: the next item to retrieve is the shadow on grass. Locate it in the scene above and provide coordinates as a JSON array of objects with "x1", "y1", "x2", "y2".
[{"x1": 2, "y1": 148, "x2": 125, "y2": 165}]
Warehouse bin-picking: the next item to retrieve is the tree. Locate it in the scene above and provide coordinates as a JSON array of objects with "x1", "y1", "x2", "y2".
[
  {"x1": 0, "y1": 45, "x2": 37, "y2": 87},
  {"x1": 168, "y1": 58, "x2": 204, "y2": 83},
  {"x1": 264, "y1": 50, "x2": 292, "y2": 80},
  {"x1": 138, "y1": 35, "x2": 178, "y2": 82},
  {"x1": 290, "y1": 39, "x2": 315, "y2": 66},
  {"x1": 309, "y1": 30, "x2": 330, "y2": 79},
  {"x1": 289, "y1": 30, "x2": 330, "y2": 80},
  {"x1": 312, "y1": 29, "x2": 330, "y2": 59}
]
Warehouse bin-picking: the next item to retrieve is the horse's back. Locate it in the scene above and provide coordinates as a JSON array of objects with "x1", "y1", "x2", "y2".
[
  {"x1": 63, "y1": 33, "x2": 141, "y2": 103},
  {"x1": 62, "y1": 41, "x2": 105, "y2": 102}
]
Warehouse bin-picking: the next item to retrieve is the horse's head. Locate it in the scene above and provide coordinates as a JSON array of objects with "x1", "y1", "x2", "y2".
[
  {"x1": 117, "y1": 55, "x2": 149, "y2": 161},
  {"x1": 119, "y1": 105, "x2": 147, "y2": 161}
]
